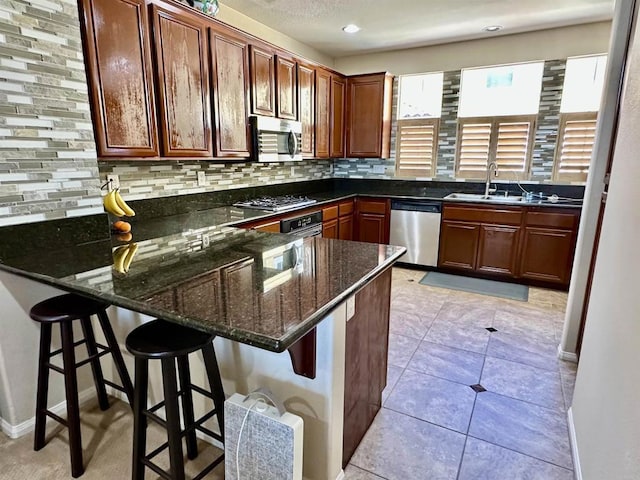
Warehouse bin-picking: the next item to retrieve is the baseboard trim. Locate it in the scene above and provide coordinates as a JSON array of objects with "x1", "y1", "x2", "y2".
[
  {"x1": 567, "y1": 407, "x2": 582, "y2": 480},
  {"x1": 1, "y1": 388, "x2": 97, "y2": 439},
  {"x1": 557, "y1": 345, "x2": 579, "y2": 363}
]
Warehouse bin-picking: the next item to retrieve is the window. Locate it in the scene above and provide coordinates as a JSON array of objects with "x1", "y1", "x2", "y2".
[
  {"x1": 395, "y1": 73, "x2": 443, "y2": 178},
  {"x1": 554, "y1": 55, "x2": 606, "y2": 182},
  {"x1": 456, "y1": 62, "x2": 544, "y2": 179}
]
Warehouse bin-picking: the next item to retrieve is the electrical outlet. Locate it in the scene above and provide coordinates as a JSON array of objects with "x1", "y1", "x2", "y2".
[
  {"x1": 372, "y1": 165, "x2": 386, "y2": 174},
  {"x1": 197, "y1": 171, "x2": 207, "y2": 186},
  {"x1": 202, "y1": 233, "x2": 210, "y2": 248},
  {"x1": 107, "y1": 174, "x2": 120, "y2": 191},
  {"x1": 290, "y1": 166, "x2": 295, "y2": 176},
  {"x1": 346, "y1": 295, "x2": 356, "y2": 321}
]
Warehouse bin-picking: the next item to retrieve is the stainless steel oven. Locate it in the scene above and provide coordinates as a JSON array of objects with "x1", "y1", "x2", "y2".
[
  {"x1": 280, "y1": 211, "x2": 323, "y2": 238},
  {"x1": 250, "y1": 115, "x2": 302, "y2": 162}
]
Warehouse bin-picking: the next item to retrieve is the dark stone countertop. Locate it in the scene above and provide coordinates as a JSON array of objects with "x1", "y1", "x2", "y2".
[{"x1": 0, "y1": 220, "x2": 405, "y2": 352}]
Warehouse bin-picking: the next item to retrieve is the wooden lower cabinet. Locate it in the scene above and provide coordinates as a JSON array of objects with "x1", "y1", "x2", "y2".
[
  {"x1": 343, "y1": 267, "x2": 392, "y2": 466},
  {"x1": 520, "y1": 227, "x2": 576, "y2": 284},
  {"x1": 356, "y1": 198, "x2": 390, "y2": 244},
  {"x1": 476, "y1": 224, "x2": 520, "y2": 276},
  {"x1": 338, "y1": 214, "x2": 353, "y2": 240},
  {"x1": 322, "y1": 218, "x2": 338, "y2": 239},
  {"x1": 438, "y1": 221, "x2": 479, "y2": 270},
  {"x1": 439, "y1": 203, "x2": 580, "y2": 287}
]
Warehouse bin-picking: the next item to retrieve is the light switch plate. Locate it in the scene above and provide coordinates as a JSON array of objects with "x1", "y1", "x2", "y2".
[
  {"x1": 197, "y1": 171, "x2": 207, "y2": 186},
  {"x1": 346, "y1": 295, "x2": 356, "y2": 321},
  {"x1": 106, "y1": 174, "x2": 119, "y2": 191}
]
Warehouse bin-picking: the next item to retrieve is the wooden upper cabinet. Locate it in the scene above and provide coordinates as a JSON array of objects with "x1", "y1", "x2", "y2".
[
  {"x1": 209, "y1": 27, "x2": 251, "y2": 158},
  {"x1": 151, "y1": 5, "x2": 212, "y2": 157},
  {"x1": 298, "y1": 62, "x2": 315, "y2": 157},
  {"x1": 315, "y1": 68, "x2": 331, "y2": 158},
  {"x1": 346, "y1": 72, "x2": 394, "y2": 158},
  {"x1": 276, "y1": 55, "x2": 297, "y2": 120},
  {"x1": 249, "y1": 45, "x2": 276, "y2": 116},
  {"x1": 80, "y1": 0, "x2": 158, "y2": 157},
  {"x1": 330, "y1": 74, "x2": 346, "y2": 158}
]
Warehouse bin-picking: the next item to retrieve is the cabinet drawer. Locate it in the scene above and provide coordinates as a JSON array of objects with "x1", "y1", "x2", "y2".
[
  {"x1": 443, "y1": 204, "x2": 523, "y2": 225},
  {"x1": 525, "y1": 211, "x2": 579, "y2": 229},
  {"x1": 339, "y1": 201, "x2": 354, "y2": 216},
  {"x1": 358, "y1": 199, "x2": 388, "y2": 215},
  {"x1": 323, "y1": 205, "x2": 338, "y2": 221}
]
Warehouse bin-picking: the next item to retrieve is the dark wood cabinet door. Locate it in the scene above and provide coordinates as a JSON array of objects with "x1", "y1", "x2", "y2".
[
  {"x1": 221, "y1": 258, "x2": 256, "y2": 327},
  {"x1": 330, "y1": 74, "x2": 346, "y2": 158},
  {"x1": 151, "y1": 5, "x2": 212, "y2": 157},
  {"x1": 276, "y1": 55, "x2": 297, "y2": 120},
  {"x1": 210, "y1": 28, "x2": 251, "y2": 158},
  {"x1": 80, "y1": 0, "x2": 158, "y2": 157},
  {"x1": 438, "y1": 221, "x2": 480, "y2": 271},
  {"x1": 298, "y1": 62, "x2": 315, "y2": 157},
  {"x1": 519, "y1": 227, "x2": 576, "y2": 285},
  {"x1": 249, "y1": 45, "x2": 275, "y2": 116},
  {"x1": 356, "y1": 213, "x2": 387, "y2": 244},
  {"x1": 175, "y1": 272, "x2": 221, "y2": 321},
  {"x1": 477, "y1": 224, "x2": 520, "y2": 276},
  {"x1": 322, "y1": 218, "x2": 339, "y2": 239},
  {"x1": 343, "y1": 267, "x2": 392, "y2": 467},
  {"x1": 315, "y1": 68, "x2": 331, "y2": 158},
  {"x1": 338, "y1": 214, "x2": 353, "y2": 241},
  {"x1": 346, "y1": 73, "x2": 393, "y2": 158}
]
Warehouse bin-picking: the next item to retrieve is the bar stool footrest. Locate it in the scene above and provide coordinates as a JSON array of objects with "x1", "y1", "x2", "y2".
[
  {"x1": 45, "y1": 410, "x2": 69, "y2": 427},
  {"x1": 142, "y1": 457, "x2": 173, "y2": 480},
  {"x1": 192, "y1": 454, "x2": 224, "y2": 480}
]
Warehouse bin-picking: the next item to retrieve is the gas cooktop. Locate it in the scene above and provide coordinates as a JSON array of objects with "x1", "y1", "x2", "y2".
[{"x1": 233, "y1": 195, "x2": 317, "y2": 212}]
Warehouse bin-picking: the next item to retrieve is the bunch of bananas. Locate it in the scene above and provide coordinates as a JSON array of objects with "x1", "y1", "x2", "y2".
[
  {"x1": 112, "y1": 242, "x2": 139, "y2": 274},
  {"x1": 103, "y1": 189, "x2": 135, "y2": 217}
]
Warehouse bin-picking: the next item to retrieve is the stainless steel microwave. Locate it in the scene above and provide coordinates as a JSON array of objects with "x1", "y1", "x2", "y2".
[{"x1": 250, "y1": 115, "x2": 302, "y2": 162}]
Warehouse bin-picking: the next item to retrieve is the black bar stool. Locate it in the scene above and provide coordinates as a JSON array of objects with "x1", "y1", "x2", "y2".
[
  {"x1": 126, "y1": 319, "x2": 225, "y2": 480},
  {"x1": 30, "y1": 293, "x2": 134, "y2": 478}
]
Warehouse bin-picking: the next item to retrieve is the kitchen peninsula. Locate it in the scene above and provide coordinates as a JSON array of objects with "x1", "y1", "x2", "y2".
[{"x1": 0, "y1": 211, "x2": 405, "y2": 480}]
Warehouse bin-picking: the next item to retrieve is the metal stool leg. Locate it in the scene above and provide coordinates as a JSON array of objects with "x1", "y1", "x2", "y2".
[
  {"x1": 80, "y1": 317, "x2": 109, "y2": 411},
  {"x1": 131, "y1": 357, "x2": 148, "y2": 480},
  {"x1": 202, "y1": 343, "x2": 225, "y2": 440},
  {"x1": 177, "y1": 355, "x2": 198, "y2": 460},
  {"x1": 97, "y1": 309, "x2": 134, "y2": 406},
  {"x1": 60, "y1": 321, "x2": 84, "y2": 478},
  {"x1": 34, "y1": 323, "x2": 52, "y2": 451},
  {"x1": 161, "y1": 357, "x2": 186, "y2": 480}
]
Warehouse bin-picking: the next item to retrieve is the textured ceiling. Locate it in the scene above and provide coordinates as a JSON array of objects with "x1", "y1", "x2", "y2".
[{"x1": 221, "y1": 0, "x2": 615, "y2": 57}]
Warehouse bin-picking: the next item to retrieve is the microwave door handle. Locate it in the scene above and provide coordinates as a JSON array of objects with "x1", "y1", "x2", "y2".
[{"x1": 288, "y1": 130, "x2": 298, "y2": 158}]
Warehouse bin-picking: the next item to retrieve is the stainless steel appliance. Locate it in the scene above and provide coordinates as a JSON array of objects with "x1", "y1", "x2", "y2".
[
  {"x1": 250, "y1": 115, "x2": 302, "y2": 162},
  {"x1": 233, "y1": 195, "x2": 317, "y2": 212},
  {"x1": 389, "y1": 200, "x2": 442, "y2": 267},
  {"x1": 280, "y1": 211, "x2": 323, "y2": 238}
]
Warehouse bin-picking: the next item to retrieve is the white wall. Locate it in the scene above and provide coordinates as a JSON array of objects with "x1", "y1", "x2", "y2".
[
  {"x1": 570, "y1": 1, "x2": 640, "y2": 478},
  {"x1": 216, "y1": 3, "x2": 334, "y2": 67},
  {"x1": 335, "y1": 21, "x2": 611, "y2": 75}
]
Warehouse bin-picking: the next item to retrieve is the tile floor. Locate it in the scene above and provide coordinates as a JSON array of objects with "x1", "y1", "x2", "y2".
[{"x1": 344, "y1": 267, "x2": 577, "y2": 480}]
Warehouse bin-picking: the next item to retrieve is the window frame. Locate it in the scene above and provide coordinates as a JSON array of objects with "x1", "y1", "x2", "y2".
[
  {"x1": 394, "y1": 117, "x2": 440, "y2": 178},
  {"x1": 552, "y1": 111, "x2": 598, "y2": 183},
  {"x1": 455, "y1": 114, "x2": 537, "y2": 180}
]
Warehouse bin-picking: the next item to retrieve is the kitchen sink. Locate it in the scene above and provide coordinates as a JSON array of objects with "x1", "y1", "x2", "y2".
[{"x1": 444, "y1": 193, "x2": 524, "y2": 202}]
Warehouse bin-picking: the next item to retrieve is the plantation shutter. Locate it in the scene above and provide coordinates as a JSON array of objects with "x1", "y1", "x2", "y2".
[
  {"x1": 456, "y1": 115, "x2": 535, "y2": 179},
  {"x1": 395, "y1": 119, "x2": 439, "y2": 177},
  {"x1": 553, "y1": 112, "x2": 598, "y2": 182},
  {"x1": 456, "y1": 120, "x2": 492, "y2": 177},
  {"x1": 494, "y1": 120, "x2": 533, "y2": 175}
]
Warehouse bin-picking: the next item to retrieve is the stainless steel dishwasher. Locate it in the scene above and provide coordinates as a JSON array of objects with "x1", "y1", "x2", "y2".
[{"x1": 389, "y1": 199, "x2": 442, "y2": 267}]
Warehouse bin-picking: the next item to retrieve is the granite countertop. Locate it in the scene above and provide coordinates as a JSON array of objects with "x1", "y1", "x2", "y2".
[{"x1": 0, "y1": 222, "x2": 405, "y2": 352}]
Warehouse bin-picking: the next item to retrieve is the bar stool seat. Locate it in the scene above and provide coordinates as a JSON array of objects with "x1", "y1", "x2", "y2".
[
  {"x1": 126, "y1": 320, "x2": 225, "y2": 480},
  {"x1": 31, "y1": 293, "x2": 134, "y2": 478}
]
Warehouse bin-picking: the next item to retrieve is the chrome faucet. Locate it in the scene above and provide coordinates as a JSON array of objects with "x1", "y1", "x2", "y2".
[{"x1": 484, "y1": 162, "x2": 498, "y2": 198}]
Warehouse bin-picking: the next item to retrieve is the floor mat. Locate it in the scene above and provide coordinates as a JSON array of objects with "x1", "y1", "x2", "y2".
[{"x1": 419, "y1": 272, "x2": 529, "y2": 301}]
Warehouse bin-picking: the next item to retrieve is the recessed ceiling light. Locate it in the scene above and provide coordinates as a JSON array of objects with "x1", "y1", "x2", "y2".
[
  {"x1": 342, "y1": 24, "x2": 360, "y2": 34},
  {"x1": 483, "y1": 25, "x2": 503, "y2": 32}
]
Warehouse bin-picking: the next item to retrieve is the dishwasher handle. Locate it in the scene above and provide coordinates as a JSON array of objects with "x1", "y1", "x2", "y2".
[{"x1": 390, "y1": 199, "x2": 442, "y2": 214}]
